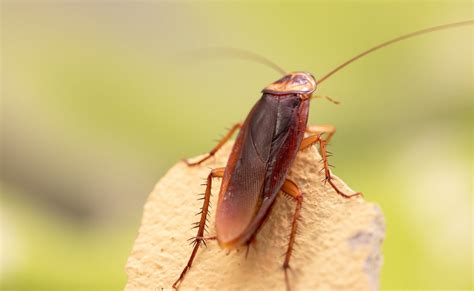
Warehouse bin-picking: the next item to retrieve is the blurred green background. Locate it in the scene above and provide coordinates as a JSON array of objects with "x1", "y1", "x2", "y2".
[{"x1": 1, "y1": 1, "x2": 472, "y2": 290}]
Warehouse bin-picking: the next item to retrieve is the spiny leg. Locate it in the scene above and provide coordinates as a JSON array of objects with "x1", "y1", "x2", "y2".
[
  {"x1": 187, "y1": 235, "x2": 216, "y2": 243},
  {"x1": 300, "y1": 125, "x2": 361, "y2": 198},
  {"x1": 172, "y1": 167, "x2": 225, "y2": 289},
  {"x1": 299, "y1": 123, "x2": 335, "y2": 151},
  {"x1": 184, "y1": 123, "x2": 242, "y2": 166},
  {"x1": 305, "y1": 124, "x2": 336, "y2": 143},
  {"x1": 318, "y1": 138, "x2": 361, "y2": 198},
  {"x1": 280, "y1": 179, "x2": 304, "y2": 291}
]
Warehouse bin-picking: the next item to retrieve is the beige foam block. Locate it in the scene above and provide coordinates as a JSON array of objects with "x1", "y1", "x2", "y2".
[{"x1": 125, "y1": 142, "x2": 385, "y2": 291}]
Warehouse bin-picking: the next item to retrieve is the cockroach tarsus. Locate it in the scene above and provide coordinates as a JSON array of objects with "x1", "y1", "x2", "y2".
[{"x1": 171, "y1": 20, "x2": 474, "y2": 291}]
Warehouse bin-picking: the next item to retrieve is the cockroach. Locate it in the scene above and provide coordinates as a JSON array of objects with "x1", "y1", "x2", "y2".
[{"x1": 172, "y1": 20, "x2": 473, "y2": 290}]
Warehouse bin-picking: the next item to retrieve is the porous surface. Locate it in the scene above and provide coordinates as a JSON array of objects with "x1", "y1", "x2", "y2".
[{"x1": 125, "y1": 142, "x2": 385, "y2": 290}]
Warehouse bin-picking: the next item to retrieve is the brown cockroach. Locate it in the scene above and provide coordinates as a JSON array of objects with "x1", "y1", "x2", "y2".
[{"x1": 172, "y1": 20, "x2": 473, "y2": 290}]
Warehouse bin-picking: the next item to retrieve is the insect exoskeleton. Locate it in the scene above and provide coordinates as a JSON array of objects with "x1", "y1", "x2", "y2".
[
  {"x1": 262, "y1": 71, "x2": 317, "y2": 96},
  {"x1": 172, "y1": 20, "x2": 474, "y2": 291}
]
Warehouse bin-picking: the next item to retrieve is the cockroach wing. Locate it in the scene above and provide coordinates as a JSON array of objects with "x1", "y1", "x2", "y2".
[
  {"x1": 215, "y1": 94, "x2": 309, "y2": 248},
  {"x1": 215, "y1": 95, "x2": 276, "y2": 246}
]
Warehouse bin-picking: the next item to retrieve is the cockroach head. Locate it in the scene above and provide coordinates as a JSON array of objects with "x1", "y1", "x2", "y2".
[{"x1": 262, "y1": 72, "x2": 317, "y2": 95}]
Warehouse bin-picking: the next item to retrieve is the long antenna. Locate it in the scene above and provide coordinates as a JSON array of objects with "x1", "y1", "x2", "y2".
[
  {"x1": 317, "y1": 20, "x2": 474, "y2": 84},
  {"x1": 189, "y1": 47, "x2": 287, "y2": 75}
]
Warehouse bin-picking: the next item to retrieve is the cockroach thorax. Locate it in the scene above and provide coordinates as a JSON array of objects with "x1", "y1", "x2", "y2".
[{"x1": 262, "y1": 71, "x2": 316, "y2": 95}]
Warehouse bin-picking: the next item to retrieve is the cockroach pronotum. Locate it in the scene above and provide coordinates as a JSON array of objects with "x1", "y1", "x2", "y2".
[{"x1": 172, "y1": 20, "x2": 473, "y2": 290}]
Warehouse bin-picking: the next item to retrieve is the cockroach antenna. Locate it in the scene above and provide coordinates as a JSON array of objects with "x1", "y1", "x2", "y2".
[
  {"x1": 317, "y1": 20, "x2": 474, "y2": 84},
  {"x1": 191, "y1": 46, "x2": 287, "y2": 75}
]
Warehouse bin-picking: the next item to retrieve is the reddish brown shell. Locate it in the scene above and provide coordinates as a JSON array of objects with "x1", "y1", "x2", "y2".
[
  {"x1": 215, "y1": 93, "x2": 310, "y2": 249},
  {"x1": 262, "y1": 71, "x2": 316, "y2": 95}
]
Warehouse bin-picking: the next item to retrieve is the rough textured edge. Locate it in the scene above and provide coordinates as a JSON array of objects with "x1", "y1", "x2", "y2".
[{"x1": 125, "y1": 142, "x2": 385, "y2": 290}]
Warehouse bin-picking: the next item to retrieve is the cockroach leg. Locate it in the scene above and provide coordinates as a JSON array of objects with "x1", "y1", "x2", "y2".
[
  {"x1": 319, "y1": 138, "x2": 362, "y2": 199},
  {"x1": 172, "y1": 167, "x2": 225, "y2": 289},
  {"x1": 301, "y1": 126, "x2": 360, "y2": 198},
  {"x1": 187, "y1": 235, "x2": 217, "y2": 243},
  {"x1": 244, "y1": 235, "x2": 258, "y2": 259},
  {"x1": 300, "y1": 124, "x2": 336, "y2": 151},
  {"x1": 245, "y1": 244, "x2": 251, "y2": 259},
  {"x1": 183, "y1": 123, "x2": 242, "y2": 166},
  {"x1": 280, "y1": 179, "x2": 304, "y2": 291},
  {"x1": 197, "y1": 235, "x2": 217, "y2": 240},
  {"x1": 305, "y1": 124, "x2": 336, "y2": 143},
  {"x1": 311, "y1": 94, "x2": 341, "y2": 105},
  {"x1": 299, "y1": 134, "x2": 321, "y2": 151}
]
